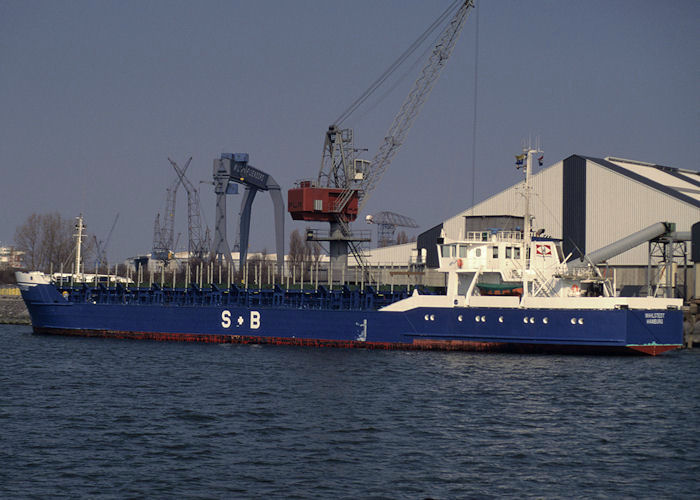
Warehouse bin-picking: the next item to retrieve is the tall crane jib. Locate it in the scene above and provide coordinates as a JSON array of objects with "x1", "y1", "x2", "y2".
[
  {"x1": 359, "y1": 0, "x2": 473, "y2": 212},
  {"x1": 152, "y1": 158, "x2": 188, "y2": 262},
  {"x1": 288, "y1": 0, "x2": 473, "y2": 272},
  {"x1": 169, "y1": 157, "x2": 210, "y2": 262}
]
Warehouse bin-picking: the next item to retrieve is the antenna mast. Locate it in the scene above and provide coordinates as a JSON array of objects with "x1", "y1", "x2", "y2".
[{"x1": 74, "y1": 214, "x2": 85, "y2": 278}]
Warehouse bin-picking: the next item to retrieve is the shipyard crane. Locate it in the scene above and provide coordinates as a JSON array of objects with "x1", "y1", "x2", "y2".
[
  {"x1": 366, "y1": 211, "x2": 419, "y2": 247},
  {"x1": 93, "y1": 213, "x2": 120, "y2": 268},
  {"x1": 289, "y1": 0, "x2": 473, "y2": 273},
  {"x1": 212, "y1": 153, "x2": 285, "y2": 271},
  {"x1": 152, "y1": 159, "x2": 188, "y2": 262},
  {"x1": 169, "y1": 157, "x2": 210, "y2": 261}
]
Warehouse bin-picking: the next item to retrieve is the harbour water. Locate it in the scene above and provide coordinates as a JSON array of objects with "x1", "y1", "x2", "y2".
[{"x1": 2, "y1": 324, "x2": 698, "y2": 498}]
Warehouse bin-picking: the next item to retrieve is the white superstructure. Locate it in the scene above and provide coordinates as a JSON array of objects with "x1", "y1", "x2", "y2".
[{"x1": 384, "y1": 150, "x2": 684, "y2": 312}]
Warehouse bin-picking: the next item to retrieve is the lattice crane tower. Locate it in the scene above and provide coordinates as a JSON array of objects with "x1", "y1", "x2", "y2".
[{"x1": 288, "y1": 0, "x2": 474, "y2": 273}]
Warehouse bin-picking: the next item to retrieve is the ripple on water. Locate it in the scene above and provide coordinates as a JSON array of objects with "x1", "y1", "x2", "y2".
[{"x1": 1, "y1": 325, "x2": 698, "y2": 498}]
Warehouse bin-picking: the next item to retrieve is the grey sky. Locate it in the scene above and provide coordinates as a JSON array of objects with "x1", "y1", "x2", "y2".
[{"x1": 1, "y1": 0, "x2": 698, "y2": 262}]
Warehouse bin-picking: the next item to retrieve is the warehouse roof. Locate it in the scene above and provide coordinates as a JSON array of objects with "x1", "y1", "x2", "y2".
[{"x1": 579, "y1": 155, "x2": 700, "y2": 208}]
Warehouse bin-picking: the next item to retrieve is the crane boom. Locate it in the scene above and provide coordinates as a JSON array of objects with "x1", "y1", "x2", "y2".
[
  {"x1": 368, "y1": 211, "x2": 419, "y2": 228},
  {"x1": 169, "y1": 157, "x2": 210, "y2": 260},
  {"x1": 357, "y1": 0, "x2": 473, "y2": 213},
  {"x1": 288, "y1": 2, "x2": 472, "y2": 275},
  {"x1": 163, "y1": 158, "x2": 189, "y2": 249}
]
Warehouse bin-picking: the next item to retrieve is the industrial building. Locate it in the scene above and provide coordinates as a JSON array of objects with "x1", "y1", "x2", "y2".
[
  {"x1": 138, "y1": 153, "x2": 698, "y2": 298},
  {"x1": 0, "y1": 245, "x2": 24, "y2": 270},
  {"x1": 415, "y1": 154, "x2": 699, "y2": 296}
]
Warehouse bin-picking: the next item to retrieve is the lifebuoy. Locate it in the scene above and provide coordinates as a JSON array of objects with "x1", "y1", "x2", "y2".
[
  {"x1": 457, "y1": 258, "x2": 463, "y2": 268},
  {"x1": 571, "y1": 284, "x2": 579, "y2": 293}
]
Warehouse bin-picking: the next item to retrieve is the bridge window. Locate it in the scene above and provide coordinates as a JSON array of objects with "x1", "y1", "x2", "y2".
[
  {"x1": 514, "y1": 247, "x2": 521, "y2": 259},
  {"x1": 459, "y1": 245, "x2": 468, "y2": 258},
  {"x1": 441, "y1": 245, "x2": 456, "y2": 258},
  {"x1": 506, "y1": 246, "x2": 512, "y2": 259},
  {"x1": 492, "y1": 246, "x2": 498, "y2": 258}
]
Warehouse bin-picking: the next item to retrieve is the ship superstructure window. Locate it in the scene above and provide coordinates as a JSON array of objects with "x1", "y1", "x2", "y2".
[
  {"x1": 475, "y1": 248, "x2": 481, "y2": 257},
  {"x1": 492, "y1": 246, "x2": 498, "y2": 258},
  {"x1": 506, "y1": 247, "x2": 512, "y2": 259},
  {"x1": 441, "y1": 245, "x2": 456, "y2": 258},
  {"x1": 459, "y1": 245, "x2": 467, "y2": 258},
  {"x1": 514, "y1": 247, "x2": 521, "y2": 259}
]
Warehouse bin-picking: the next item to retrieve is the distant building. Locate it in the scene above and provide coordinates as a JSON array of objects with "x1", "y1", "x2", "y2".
[{"x1": 0, "y1": 245, "x2": 24, "y2": 269}]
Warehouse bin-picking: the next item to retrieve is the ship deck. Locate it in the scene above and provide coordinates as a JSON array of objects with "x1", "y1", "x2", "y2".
[{"x1": 58, "y1": 283, "x2": 415, "y2": 310}]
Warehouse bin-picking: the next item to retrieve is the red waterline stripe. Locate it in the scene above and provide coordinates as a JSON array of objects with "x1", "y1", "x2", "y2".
[
  {"x1": 32, "y1": 327, "x2": 679, "y2": 355},
  {"x1": 626, "y1": 344, "x2": 681, "y2": 355}
]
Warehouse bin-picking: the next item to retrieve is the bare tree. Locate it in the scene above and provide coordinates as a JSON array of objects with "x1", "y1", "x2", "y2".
[
  {"x1": 288, "y1": 229, "x2": 308, "y2": 273},
  {"x1": 14, "y1": 213, "x2": 41, "y2": 269},
  {"x1": 14, "y1": 213, "x2": 94, "y2": 272},
  {"x1": 396, "y1": 230, "x2": 409, "y2": 245}
]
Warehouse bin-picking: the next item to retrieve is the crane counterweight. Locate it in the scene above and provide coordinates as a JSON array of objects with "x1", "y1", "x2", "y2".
[{"x1": 288, "y1": 183, "x2": 359, "y2": 223}]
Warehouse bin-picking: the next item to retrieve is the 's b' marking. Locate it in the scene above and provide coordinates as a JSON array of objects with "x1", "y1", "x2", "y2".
[
  {"x1": 250, "y1": 311, "x2": 261, "y2": 329},
  {"x1": 221, "y1": 310, "x2": 231, "y2": 328},
  {"x1": 222, "y1": 310, "x2": 260, "y2": 329}
]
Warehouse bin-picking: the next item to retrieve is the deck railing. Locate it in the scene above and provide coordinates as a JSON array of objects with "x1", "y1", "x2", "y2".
[{"x1": 57, "y1": 283, "x2": 418, "y2": 311}]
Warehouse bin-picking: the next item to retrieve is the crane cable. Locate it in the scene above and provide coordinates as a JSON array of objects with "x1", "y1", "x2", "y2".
[
  {"x1": 334, "y1": 0, "x2": 463, "y2": 127},
  {"x1": 470, "y1": 0, "x2": 479, "y2": 213}
]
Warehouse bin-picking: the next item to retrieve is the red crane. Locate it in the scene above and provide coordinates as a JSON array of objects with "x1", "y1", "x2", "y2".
[{"x1": 288, "y1": 1, "x2": 474, "y2": 271}]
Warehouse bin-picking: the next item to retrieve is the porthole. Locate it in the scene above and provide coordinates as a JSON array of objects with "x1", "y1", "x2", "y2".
[
  {"x1": 498, "y1": 316, "x2": 504, "y2": 323},
  {"x1": 481, "y1": 315, "x2": 486, "y2": 322},
  {"x1": 543, "y1": 317, "x2": 549, "y2": 324},
  {"x1": 530, "y1": 317, "x2": 535, "y2": 324},
  {"x1": 475, "y1": 316, "x2": 481, "y2": 322},
  {"x1": 457, "y1": 315, "x2": 463, "y2": 322},
  {"x1": 570, "y1": 318, "x2": 576, "y2": 325},
  {"x1": 424, "y1": 314, "x2": 430, "y2": 321},
  {"x1": 578, "y1": 318, "x2": 584, "y2": 325},
  {"x1": 430, "y1": 314, "x2": 435, "y2": 321},
  {"x1": 523, "y1": 317, "x2": 529, "y2": 324}
]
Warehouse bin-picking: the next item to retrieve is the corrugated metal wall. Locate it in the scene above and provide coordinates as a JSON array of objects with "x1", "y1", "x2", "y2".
[
  {"x1": 424, "y1": 155, "x2": 698, "y2": 270},
  {"x1": 585, "y1": 160, "x2": 699, "y2": 265},
  {"x1": 363, "y1": 242, "x2": 415, "y2": 265},
  {"x1": 442, "y1": 161, "x2": 564, "y2": 241}
]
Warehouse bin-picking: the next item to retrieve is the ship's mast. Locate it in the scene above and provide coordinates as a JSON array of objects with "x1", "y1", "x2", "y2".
[
  {"x1": 520, "y1": 146, "x2": 541, "y2": 297},
  {"x1": 74, "y1": 214, "x2": 85, "y2": 278},
  {"x1": 524, "y1": 149, "x2": 534, "y2": 251}
]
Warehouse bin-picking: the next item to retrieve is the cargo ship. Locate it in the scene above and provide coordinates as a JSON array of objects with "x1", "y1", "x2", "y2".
[{"x1": 15, "y1": 150, "x2": 684, "y2": 355}]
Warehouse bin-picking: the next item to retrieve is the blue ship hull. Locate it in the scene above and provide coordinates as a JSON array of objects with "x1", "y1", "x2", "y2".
[{"x1": 19, "y1": 280, "x2": 683, "y2": 355}]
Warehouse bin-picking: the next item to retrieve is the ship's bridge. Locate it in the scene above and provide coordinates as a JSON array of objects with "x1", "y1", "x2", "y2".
[
  {"x1": 437, "y1": 231, "x2": 565, "y2": 279},
  {"x1": 465, "y1": 230, "x2": 523, "y2": 243}
]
